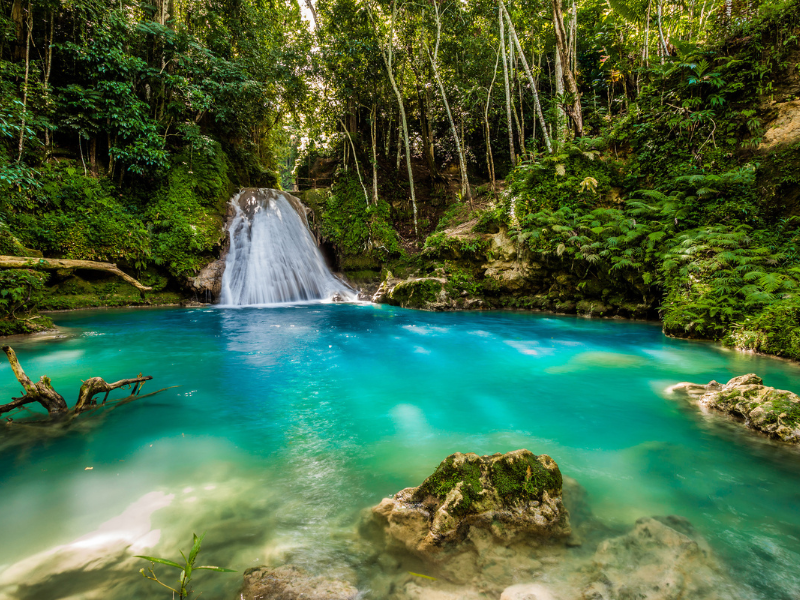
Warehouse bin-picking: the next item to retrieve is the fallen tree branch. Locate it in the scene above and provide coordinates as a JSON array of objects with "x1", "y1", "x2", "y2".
[
  {"x1": 1, "y1": 345, "x2": 68, "y2": 416},
  {"x1": 0, "y1": 256, "x2": 152, "y2": 292},
  {"x1": 75, "y1": 374, "x2": 152, "y2": 412},
  {"x1": 1, "y1": 345, "x2": 155, "y2": 419}
]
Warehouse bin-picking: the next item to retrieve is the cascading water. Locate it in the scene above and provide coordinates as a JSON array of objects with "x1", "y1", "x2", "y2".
[{"x1": 219, "y1": 189, "x2": 356, "y2": 306}]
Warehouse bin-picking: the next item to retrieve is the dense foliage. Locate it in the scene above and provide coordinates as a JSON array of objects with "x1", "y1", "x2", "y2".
[{"x1": 0, "y1": 0, "x2": 798, "y2": 359}]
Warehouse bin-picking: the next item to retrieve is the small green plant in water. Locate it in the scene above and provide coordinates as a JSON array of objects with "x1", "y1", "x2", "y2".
[{"x1": 136, "y1": 532, "x2": 236, "y2": 599}]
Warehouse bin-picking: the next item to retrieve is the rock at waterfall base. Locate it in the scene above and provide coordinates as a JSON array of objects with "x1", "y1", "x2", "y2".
[
  {"x1": 186, "y1": 258, "x2": 225, "y2": 300},
  {"x1": 371, "y1": 449, "x2": 570, "y2": 561},
  {"x1": 240, "y1": 565, "x2": 359, "y2": 600},
  {"x1": 669, "y1": 373, "x2": 800, "y2": 443}
]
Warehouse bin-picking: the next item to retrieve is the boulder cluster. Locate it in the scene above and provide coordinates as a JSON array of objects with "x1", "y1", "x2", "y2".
[
  {"x1": 238, "y1": 448, "x2": 749, "y2": 600},
  {"x1": 670, "y1": 373, "x2": 800, "y2": 443}
]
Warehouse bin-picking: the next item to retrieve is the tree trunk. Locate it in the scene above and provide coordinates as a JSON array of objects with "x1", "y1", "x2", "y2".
[
  {"x1": 370, "y1": 104, "x2": 379, "y2": 204},
  {"x1": 17, "y1": 1, "x2": 32, "y2": 162},
  {"x1": 427, "y1": 2, "x2": 471, "y2": 203},
  {"x1": 380, "y1": 0, "x2": 418, "y2": 237},
  {"x1": 0, "y1": 256, "x2": 153, "y2": 292},
  {"x1": 411, "y1": 66, "x2": 439, "y2": 178},
  {"x1": 643, "y1": 0, "x2": 652, "y2": 67},
  {"x1": 485, "y1": 45, "x2": 501, "y2": 196},
  {"x1": 501, "y1": 2, "x2": 553, "y2": 153},
  {"x1": 555, "y1": 48, "x2": 568, "y2": 141},
  {"x1": 304, "y1": 0, "x2": 319, "y2": 29},
  {"x1": 499, "y1": 6, "x2": 516, "y2": 165},
  {"x1": 569, "y1": 1, "x2": 577, "y2": 74},
  {"x1": 551, "y1": 0, "x2": 584, "y2": 137},
  {"x1": 658, "y1": 0, "x2": 668, "y2": 63},
  {"x1": 10, "y1": 0, "x2": 24, "y2": 60},
  {"x1": 338, "y1": 119, "x2": 369, "y2": 205},
  {"x1": 396, "y1": 122, "x2": 402, "y2": 171},
  {"x1": 43, "y1": 11, "x2": 54, "y2": 154},
  {"x1": 1, "y1": 346, "x2": 68, "y2": 416},
  {"x1": 89, "y1": 138, "x2": 98, "y2": 174}
]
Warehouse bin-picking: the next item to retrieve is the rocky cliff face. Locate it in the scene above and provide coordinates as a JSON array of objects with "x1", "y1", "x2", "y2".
[{"x1": 374, "y1": 227, "x2": 656, "y2": 317}]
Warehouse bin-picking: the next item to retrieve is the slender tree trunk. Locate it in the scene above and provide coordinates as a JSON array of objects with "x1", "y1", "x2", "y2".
[
  {"x1": 304, "y1": 0, "x2": 319, "y2": 29},
  {"x1": 379, "y1": 0, "x2": 418, "y2": 236},
  {"x1": 502, "y1": 2, "x2": 553, "y2": 152},
  {"x1": 555, "y1": 48, "x2": 568, "y2": 141},
  {"x1": 499, "y1": 5, "x2": 516, "y2": 165},
  {"x1": 370, "y1": 104, "x2": 379, "y2": 204},
  {"x1": 411, "y1": 66, "x2": 438, "y2": 177},
  {"x1": 89, "y1": 138, "x2": 98, "y2": 175},
  {"x1": 396, "y1": 122, "x2": 402, "y2": 171},
  {"x1": 551, "y1": 0, "x2": 583, "y2": 137},
  {"x1": 485, "y1": 45, "x2": 501, "y2": 196},
  {"x1": 569, "y1": 1, "x2": 577, "y2": 74},
  {"x1": 643, "y1": 0, "x2": 652, "y2": 66},
  {"x1": 17, "y1": 1, "x2": 32, "y2": 162},
  {"x1": 657, "y1": 0, "x2": 668, "y2": 63},
  {"x1": 427, "y1": 3, "x2": 470, "y2": 203},
  {"x1": 339, "y1": 119, "x2": 369, "y2": 205},
  {"x1": 43, "y1": 11, "x2": 54, "y2": 154}
]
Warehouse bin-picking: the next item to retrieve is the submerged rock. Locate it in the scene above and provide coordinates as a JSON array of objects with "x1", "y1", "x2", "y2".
[
  {"x1": 500, "y1": 583, "x2": 557, "y2": 600},
  {"x1": 371, "y1": 450, "x2": 570, "y2": 561},
  {"x1": 240, "y1": 565, "x2": 359, "y2": 600},
  {"x1": 669, "y1": 374, "x2": 800, "y2": 443},
  {"x1": 583, "y1": 516, "x2": 742, "y2": 600}
]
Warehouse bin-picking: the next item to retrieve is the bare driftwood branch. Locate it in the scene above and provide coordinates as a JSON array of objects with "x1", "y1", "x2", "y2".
[
  {"x1": 75, "y1": 374, "x2": 152, "y2": 412},
  {"x1": 0, "y1": 256, "x2": 152, "y2": 292},
  {"x1": 1, "y1": 345, "x2": 154, "y2": 418},
  {"x1": 1, "y1": 345, "x2": 68, "y2": 416}
]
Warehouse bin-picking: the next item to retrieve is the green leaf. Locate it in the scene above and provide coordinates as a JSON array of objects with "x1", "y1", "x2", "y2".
[
  {"x1": 188, "y1": 532, "x2": 205, "y2": 566},
  {"x1": 135, "y1": 556, "x2": 184, "y2": 570}
]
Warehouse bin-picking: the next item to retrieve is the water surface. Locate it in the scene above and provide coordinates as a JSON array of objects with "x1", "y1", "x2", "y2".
[{"x1": 0, "y1": 305, "x2": 799, "y2": 599}]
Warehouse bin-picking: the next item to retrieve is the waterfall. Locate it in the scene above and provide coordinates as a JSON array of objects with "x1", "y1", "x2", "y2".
[{"x1": 219, "y1": 189, "x2": 356, "y2": 306}]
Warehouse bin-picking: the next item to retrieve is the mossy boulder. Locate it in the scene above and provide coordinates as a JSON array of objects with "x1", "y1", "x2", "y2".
[
  {"x1": 383, "y1": 277, "x2": 447, "y2": 310},
  {"x1": 669, "y1": 374, "x2": 800, "y2": 443},
  {"x1": 371, "y1": 449, "x2": 570, "y2": 561}
]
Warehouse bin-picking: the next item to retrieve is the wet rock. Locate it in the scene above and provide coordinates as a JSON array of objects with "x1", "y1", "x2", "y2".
[
  {"x1": 669, "y1": 374, "x2": 800, "y2": 443},
  {"x1": 583, "y1": 516, "x2": 742, "y2": 600},
  {"x1": 187, "y1": 258, "x2": 225, "y2": 301},
  {"x1": 400, "y1": 580, "x2": 486, "y2": 599},
  {"x1": 331, "y1": 293, "x2": 345, "y2": 302},
  {"x1": 371, "y1": 450, "x2": 570, "y2": 561},
  {"x1": 240, "y1": 565, "x2": 359, "y2": 600}
]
